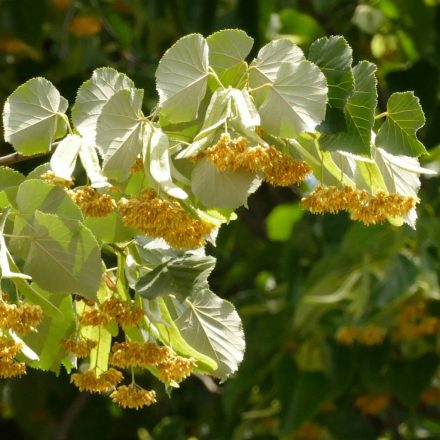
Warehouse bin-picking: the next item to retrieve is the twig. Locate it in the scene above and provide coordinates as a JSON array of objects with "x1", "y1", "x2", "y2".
[
  {"x1": 53, "y1": 392, "x2": 90, "y2": 440},
  {"x1": 0, "y1": 143, "x2": 58, "y2": 166}
]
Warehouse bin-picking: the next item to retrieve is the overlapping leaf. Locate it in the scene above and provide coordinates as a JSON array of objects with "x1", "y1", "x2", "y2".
[
  {"x1": 207, "y1": 29, "x2": 253, "y2": 87},
  {"x1": 156, "y1": 33, "x2": 209, "y2": 123},
  {"x1": 166, "y1": 290, "x2": 245, "y2": 380},
  {"x1": 72, "y1": 67, "x2": 135, "y2": 146},
  {"x1": 50, "y1": 134, "x2": 82, "y2": 181},
  {"x1": 376, "y1": 92, "x2": 426, "y2": 157},
  {"x1": 3, "y1": 77, "x2": 68, "y2": 155},
  {"x1": 96, "y1": 88, "x2": 145, "y2": 181},
  {"x1": 320, "y1": 61, "x2": 377, "y2": 154}
]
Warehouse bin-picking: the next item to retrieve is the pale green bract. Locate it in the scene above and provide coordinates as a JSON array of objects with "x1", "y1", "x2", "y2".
[{"x1": 0, "y1": 28, "x2": 433, "y2": 393}]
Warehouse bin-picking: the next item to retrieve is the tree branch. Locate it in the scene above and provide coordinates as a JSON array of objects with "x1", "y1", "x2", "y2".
[{"x1": 0, "y1": 144, "x2": 58, "y2": 166}]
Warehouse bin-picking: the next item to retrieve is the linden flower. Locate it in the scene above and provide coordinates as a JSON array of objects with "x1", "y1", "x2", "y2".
[
  {"x1": 0, "y1": 301, "x2": 43, "y2": 335},
  {"x1": 70, "y1": 368, "x2": 123, "y2": 393},
  {"x1": 110, "y1": 341, "x2": 172, "y2": 368},
  {"x1": 110, "y1": 384, "x2": 157, "y2": 409},
  {"x1": 78, "y1": 308, "x2": 111, "y2": 327},
  {"x1": 40, "y1": 170, "x2": 74, "y2": 188},
  {"x1": 420, "y1": 387, "x2": 440, "y2": 405},
  {"x1": 130, "y1": 157, "x2": 144, "y2": 174},
  {"x1": 118, "y1": 190, "x2": 214, "y2": 249},
  {"x1": 71, "y1": 187, "x2": 116, "y2": 218},
  {"x1": 0, "y1": 337, "x2": 22, "y2": 359},
  {"x1": 157, "y1": 356, "x2": 196, "y2": 384},
  {"x1": 60, "y1": 338, "x2": 97, "y2": 358},
  {"x1": 203, "y1": 134, "x2": 312, "y2": 186},
  {"x1": 354, "y1": 393, "x2": 391, "y2": 415},
  {"x1": 335, "y1": 326, "x2": 359, "y2": 346},
  {"x1": 0, "y1": 358, "x2": 26, "y2": 379},
  {"x1": 100, "y1": 298, "x2": 144, "y2": 327},
  {"x1": 356, "y1": 325, "x2": 386, "y2": 346}
]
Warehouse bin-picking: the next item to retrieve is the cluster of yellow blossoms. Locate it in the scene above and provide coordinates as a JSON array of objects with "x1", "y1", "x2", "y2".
[
  {"x1": 0, "y1": 296, "x2": 43, "y2": 378},
  {"x1": 200, "y1": 133, "x2": 312, "y2": 186},
  {"x1": 110, "y1": 384, "x2": 157, "y2": 409},
  {"x1": 392, "y1": 300, "x2": 439, "y2": 341},
  {"x1": 110, "y1": 341, "x2": 195, "y2": 384},
  {"x1": 40, "y1": 170, "x2": 74, "y2": 188},
  {"x1": 335, "y1": 324, "x2": 386, "y2": 346},
  {"x1": 354, "y1": 393, "x2": 391, "y2": 415},
  {"x1": 60, "y1": 338, "x2": 97, "y2": 358},
  {"x1": 119, "y1": 189, "x2": 214, "y2": 249},
  {"x1": 0, "y1": 337, "x2": 26, "y2": 379},
  {"x1": 301, "y1": 185, "x2": 417, "y2": 225},
  {"x1": 70, "y1": 186, "x2": 116, "y2": 217},
  {"x1": 70, "y1": 368, "x2": 123, "y2": 393},
  {"x1": 77, "y1": 297, "x2": 144, "y2": 328}
]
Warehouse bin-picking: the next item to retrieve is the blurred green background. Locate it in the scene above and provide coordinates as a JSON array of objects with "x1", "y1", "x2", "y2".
[{"x1": 1, "y1": 0, "x2": 440, "y2": 439}]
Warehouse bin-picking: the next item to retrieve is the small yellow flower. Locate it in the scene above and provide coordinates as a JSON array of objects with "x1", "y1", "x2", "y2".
[
  {"x1": 0, "y1": 301, "x2": 43, "y2": 335},
  {"x1": 110, "y1": 341, "x2": 172, "y2": 368},
  {"x1": 110, "y1": 384, "x2": 157, "y2": 409},
  {"x1": 100, "y1": 298, "x2": 144, "y2": 327},
  {"x1": 0, "y1": 358, "x2": 26, "y2": 379},
  {"x1": 70, "y1": 368, "x2": 123, "y2": 393},
  {"x1": 60, "y1": 338, "x2": 97, "y2": 358},
  {"x1": 71, "y1": 186, "x2": 115, "y2": 217},
  {"x1": 40, "y1": 171, "x2": 73, "y2": 188},
  {"x1": 157, "y1": 356, "x2": 196, "y2": 384}
]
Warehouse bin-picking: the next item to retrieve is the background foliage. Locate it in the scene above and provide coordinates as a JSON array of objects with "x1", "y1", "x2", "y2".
[{"x1": 1, "y1": 0, "x2": 440, "y2": 439}]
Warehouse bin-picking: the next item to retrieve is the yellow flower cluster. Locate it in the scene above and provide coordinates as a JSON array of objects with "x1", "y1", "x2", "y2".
[
  {"x1": 0, "y1": 300, "x2": 43, "y2": 335},
  {"x1": 420, "y1": 386, "x2": 440, "y2": 405},
  {"x1": 40, "y1": 170, "x2": 74, "y2": 188},
  {"x1": 354, "y1": 393, "x2": 391, "y2": 415},
  {"x1": 110, "y1": 384, "x2": 157, "y2": 409},
  {"x1": 60, "y1": 338, "x2": 97, "y2": 358},
  {"x1": 294, "y1": 422, "x2": 325, "y2": 440},
  {"x1": 302, "y1": 186, "x2": 417, "y2": 225},
  {"x1": 100, "y1": 298, "x2": 144, "y2": 327},
  {"x1": 202, "y1": 133, "x2": 312, "y2": 186},
  {"x1": 70, "y1": 368, "x2": 123, "y2": 393},
  {"x1": 392, "y1": 300, "x2": 439, "y2": 341},
  {"x1": 335, "y1": 325, "x2": 386, "y2": 346},
  {"x1": 78, "y1": 308, "x2": 111, "y2": 327},
  {"x1": 110, "y1": 341, "x2": 172, "y2": 368},
  {"x1": 157, "y1": 355, "x2": 196, "y2": 384},
  {"x1": 0, "y1": 337, "x2": 26, "y2": 379},
  {"x1": 118, "y1": 189, "x2": 214, "y2": 249},
  {"x1": 71, "y1": 186, "x2": 116, "y2": 217}
]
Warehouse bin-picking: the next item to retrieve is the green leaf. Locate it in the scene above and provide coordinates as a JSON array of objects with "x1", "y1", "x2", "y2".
[
  {"x1": 253, "y1": 60, "x2": 328, "y2": 138},
  {"x1": 50, "y1": 134, "x2": 82, "y2": 181},
  {"x1": 375, "y1": 92, "x2": 427, "y2": 156},
  {"x1": 156, "y1": 33, "x2": 209, "y2": 123},
  {"x1": 279, "y1": 369, "x2": 329, "y2": 435},
  {"x1": 84, "y1": 212, "x2": 135, "y2": 244},
  {"x1": 176, "y1": 88, "x2": 233, "y2": 159},
  {"x1": 191, "y1": 159, "x2": 261, "y2": 209},
  {"x1": 25, "y1": 287, "x2": 75, "y2": 373},
  {"x1": 147, "y1": 127, "x2": 188, "y2": 199},
  {"x1": 320, "y1": 61, "x2": 377, "y2": 154},
  {"x1": 166, "y1": 290, "x2": 245, "y2": 380},
  {"x1": 15, "y1": 179, "x2": 82, "y2": 223},
  {"x1": 0, "y1": 166, "x2": 25, "y2": 208},
  {"x1": 308, "y1": 36, "x2": 354, "y2": 108},
  {"x1": 96, "y1": 88, "x2": 145, "y2": 182},
  {"x1": 82, "y1": 321, "x2": 112, "y2": 374},
  {"x1": 2, "y1": 77, "x2": 68, "y2": 155},
  {"x1": 71, "y1": 67, "x2": 135, "y2": 146},
  {"x1": 207, "y1": 29, "x2": 253, "y2": 87},
  {"x1": 17, "y1": 211, "x2": 101, "y2": 299},
  {"x1": 136, "y1": 254, "x2": 216, "y2": 300},
  {"x1": 266, "y1": 203, "x2": 304, "y2": 241}
]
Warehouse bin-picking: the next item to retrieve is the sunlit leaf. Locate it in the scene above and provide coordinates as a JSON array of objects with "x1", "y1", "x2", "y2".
[
  {"x1": 3, "y1": 77, "x2": 68, "y2": 155},
  {"x1": 376, "y1": 92, "x2": 426, "y2": 157},
  {"x1": 156, "y1": 33, "x2": 209, "y2": 123},
  {"x1": 166, "y1": 289, "x2": 245, "y2": 380},
  {"x1": 50, "y1": 134, "x2": 82, "y2": 181}
]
